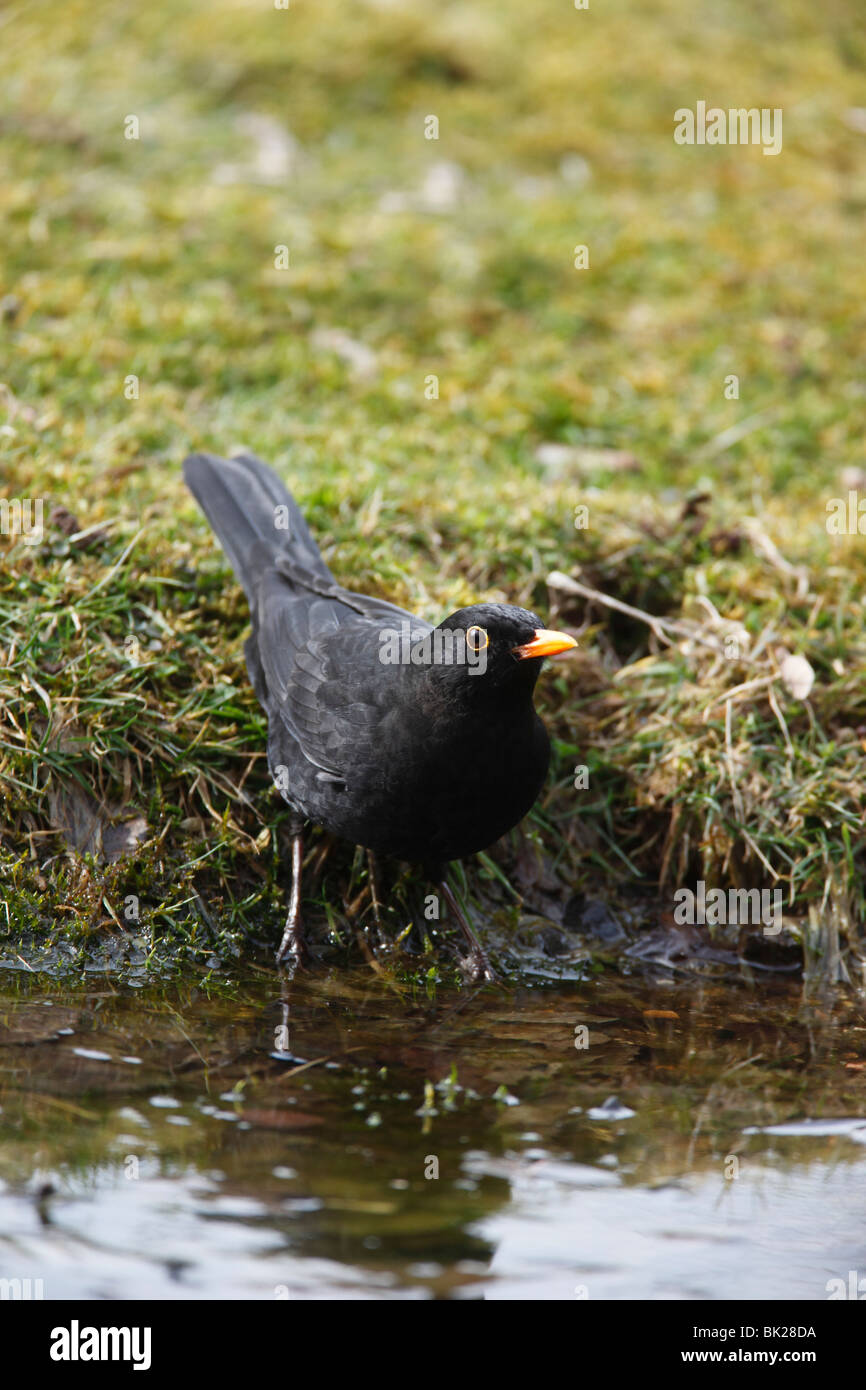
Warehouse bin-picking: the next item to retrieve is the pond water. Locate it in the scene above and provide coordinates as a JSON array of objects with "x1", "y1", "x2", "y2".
[{"x1": 1, "y1": 965, "x2": 865, "y2": 1300}]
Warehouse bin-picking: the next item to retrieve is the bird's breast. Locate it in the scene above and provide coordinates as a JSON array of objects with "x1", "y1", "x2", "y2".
[{"x1": 340, "y1": 703, "x2": 551, "y2": 863}]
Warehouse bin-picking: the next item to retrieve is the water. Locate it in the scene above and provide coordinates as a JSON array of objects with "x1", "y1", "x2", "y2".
[{"x1": 1, "y1": 967, "x2": 865, "y2": 1300}]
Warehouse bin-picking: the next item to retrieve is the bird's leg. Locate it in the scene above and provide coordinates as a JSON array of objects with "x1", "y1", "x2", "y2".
[
  {"x1": 276, "y1": 818, "x2": 306, "y2": 968},
  {"x1": 438, "y1": 878, "x2": 496, "y2": 983},
  {"x1": 366, "y1": 849, "x2": 387, "y2": 950}
]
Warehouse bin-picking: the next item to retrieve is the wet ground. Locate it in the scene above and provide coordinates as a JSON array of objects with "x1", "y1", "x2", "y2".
[{"x1": 1, "y1": 961, "x2": 866, "y2": 1300}]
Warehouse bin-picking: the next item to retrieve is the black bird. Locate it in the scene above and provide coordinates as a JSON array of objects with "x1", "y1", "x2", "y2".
[{"x1": 183, "y1": 451, "x2": 577, "y2": 980}]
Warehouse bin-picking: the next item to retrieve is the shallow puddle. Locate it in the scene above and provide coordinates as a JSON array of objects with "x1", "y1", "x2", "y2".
[{"x1": 1, "y1": 966, "x2": 865, "y2": 1299}]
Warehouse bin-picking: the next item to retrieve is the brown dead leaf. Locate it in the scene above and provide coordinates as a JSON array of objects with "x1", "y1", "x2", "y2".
[{"x1": 48, "y1": 781, "x2": 148, "y2": 863}]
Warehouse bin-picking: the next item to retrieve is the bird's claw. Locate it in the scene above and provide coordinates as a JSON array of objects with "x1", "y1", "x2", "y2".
[
  {"x1": 275, "y1": 934, "x2": 307, "y2": 972},
  {"x1": 458, "y1": 949, "x2": 497, "y2": 985}
]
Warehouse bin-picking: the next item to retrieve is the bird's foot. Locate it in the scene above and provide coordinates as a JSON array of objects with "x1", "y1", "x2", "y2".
[
  {"x1": 276, "y1": 914, "x2": 307, "y2": 971},
  {"x1": 364, "y1": 924, "x2": 389, "y2": 956},
  {"x1": 438, "y1": 878, "x2": 497, "y2": 985},
  {"x1": 457, "y1": 945, "x2": 498, "y2": 985},
  {"x1": 275, "y1": 941, "x2": 306, "y2": 973}
]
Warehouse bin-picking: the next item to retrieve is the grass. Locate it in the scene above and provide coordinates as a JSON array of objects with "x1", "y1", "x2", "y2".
[{"x1": 1, "y1": 0, "x2": 865, "y2": 984}]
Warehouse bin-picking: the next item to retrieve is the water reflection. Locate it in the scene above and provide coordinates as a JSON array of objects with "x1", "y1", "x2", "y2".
[{"x1": 1, "y1": 970, "x2": 865, "y2": 1298}]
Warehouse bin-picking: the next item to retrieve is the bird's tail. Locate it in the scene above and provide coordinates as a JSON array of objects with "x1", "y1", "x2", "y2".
[{"x1": 182, "y1": 451, "x2": 333, "y2": 598}]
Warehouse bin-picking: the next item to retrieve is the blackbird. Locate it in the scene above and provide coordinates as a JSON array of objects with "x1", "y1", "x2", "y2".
[{"x1": 183, "y1": 451, "x2": 577, "y2": 980}]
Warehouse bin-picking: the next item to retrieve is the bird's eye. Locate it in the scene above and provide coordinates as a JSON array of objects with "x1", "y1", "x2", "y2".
[{"x1": 466, "y1": 625, "x2": 489, "y2": 652}]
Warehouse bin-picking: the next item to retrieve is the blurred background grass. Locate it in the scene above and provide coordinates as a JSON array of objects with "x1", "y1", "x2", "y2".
[{"x1": 1, "y1": 0, "x2": 865, "y2": 981}]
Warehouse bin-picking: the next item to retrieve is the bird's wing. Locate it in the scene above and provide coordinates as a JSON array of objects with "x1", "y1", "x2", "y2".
[{"x1": 252, "y1": 570, "x2": 432, "y2": 778}]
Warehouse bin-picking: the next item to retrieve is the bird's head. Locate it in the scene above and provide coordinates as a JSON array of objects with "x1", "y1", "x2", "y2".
[{"x1": 413, "y1": 603, "x2": 577, "y2": 700}]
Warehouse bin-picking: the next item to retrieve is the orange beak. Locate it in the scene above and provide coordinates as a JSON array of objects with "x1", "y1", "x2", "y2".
[{"x1": 512, "y1": 628, "x2": 578, "y2": 660}]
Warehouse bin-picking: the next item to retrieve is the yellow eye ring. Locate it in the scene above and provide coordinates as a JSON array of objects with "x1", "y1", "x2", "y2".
[{"x1": 466, "y1": 625, "x2": 489, "y2": 652}]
